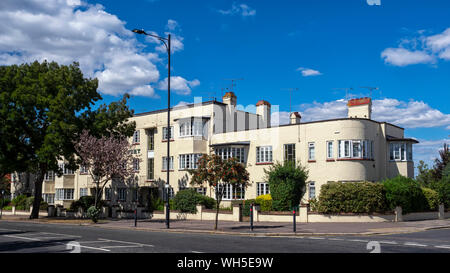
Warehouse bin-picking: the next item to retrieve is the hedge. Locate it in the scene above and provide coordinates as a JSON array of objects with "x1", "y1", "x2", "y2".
[
  {"x1": 172, "y1": 189, "x2": 216, "y2": 213},
  {"x1": 382, "y1": 175, "x2": 428, "y2": 214},
  {"x1": 421, "y1": 187, "x2": 439, "y2": 211},
  {"x1": 315, "y1": 182, "x2": 388, "y2": 214}
]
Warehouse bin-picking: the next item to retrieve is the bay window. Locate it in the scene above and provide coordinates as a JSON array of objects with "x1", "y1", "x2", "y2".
[
  {"x1": 338, "y1": 140, "x2": 374, "y2": 159},
  {"x1": 215, "y1": 147, "x2": 246, "y2": 163},
  {"x1": 390, "y1": 142, "x2": 413, "y2": 161},
  {"x1": 179, "y1": 119, "x2": 204, "y2": 137}
]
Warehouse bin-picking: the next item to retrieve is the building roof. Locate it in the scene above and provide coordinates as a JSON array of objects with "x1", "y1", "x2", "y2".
[
  {"x1": 209, "y1": 141, "x2": 251, "y2": 147},
  {"x1": 386, "y1": 135, "x2": 419, "y2": 144},
  {"x1": 256, "y1": 100, "x2": 271, "y2": 106},
  {"x1": 133, "y1": 100, "x2": 226, "y2": 117}
]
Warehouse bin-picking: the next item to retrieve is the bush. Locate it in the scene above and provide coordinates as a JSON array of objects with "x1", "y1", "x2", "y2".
[
  {"x1": 1, "y1": 197, "x2": 10, "y2": 209},
  {"x1": 264, "y1": 161, "x2": 308, "y2": 211},
  {"x1": 11, "y1": 195, "x2": 28, "y2": 210},
  {"x1": 198, "y1": 195, "x2": 216, "y2": 209},
  {"x1": 39, "y1": 201, "x2": 49, "y2": 211},
  {"x1": 173, "y1": 189, "x2": 200, "y2": 213},
  {"x1": 255, "y1": 194, "x2": 273, "y2": 212},
  {"x1": 431, "y1": 175, "x2": 450, "y2": 208},
  {"x1": 421, "y1": 187, "x2": 439, "y2": 211},
  {"x1": 70, "y1": 196, "x2": 97, "y2": 212},
  {"x1": 382, "y1": 175, "x2": 428, "y2": 213},
  {"x1": 241, "y1": 199, "x2": 256, "y2": 217},
  {"x1": 87, "y1": 206, "x2": 101, "y2": 223},
  {"x1": 149, "y1": 197, "x2": 164, "y2": 211},
  {"x1": 315, "y1": 182, "x2": 388, "y2": 214}
]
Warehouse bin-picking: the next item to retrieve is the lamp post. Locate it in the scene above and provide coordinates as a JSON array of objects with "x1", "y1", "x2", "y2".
[{"x1": 132, "y1": 29, "x2": 171, "y2": 229}]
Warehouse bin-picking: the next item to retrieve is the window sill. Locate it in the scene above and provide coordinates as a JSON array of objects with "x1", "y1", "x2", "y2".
[
  {"x1": 161, "y1": 170, "x2": 174, "y2": 172},
  {"x1": 389, "y1": 160, "x2": 413, "y2": 162},
  {"x1": 337, "y1": 158, "x2": 374, "y2": 161},
  {"x1": 308, "y1": 160, "x2": 316, "y2": 163},
  {"x1": 162, "y1": 139, "x2": 174, "y2": 142},
  {"x1": 326, "y1": 159, "x2": 335, "y2": 162},
  {"x1": 255, "y1": 162, "x2": 273, "y2": 165},
  {"x1": 79, "y1": 173, "x2": 88, "y2": 175},
  {"x1": 132, "y1": 143, "x2": 140, "y2": 145}
]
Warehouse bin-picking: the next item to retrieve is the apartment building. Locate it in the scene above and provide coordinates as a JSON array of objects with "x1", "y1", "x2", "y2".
[{"x1": 11, "y1": 92, "x2": 418, "y2": 209}]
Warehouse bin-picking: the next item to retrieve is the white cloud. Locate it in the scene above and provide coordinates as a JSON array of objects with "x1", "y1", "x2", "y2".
[
  {"x1": 381, "y1": 48, "x2": 435, "y2": 66},
  {"x1": 270, "y1": 111, "x2": 290, "y2": 127},
  {"x1": 157, "y1": 76, "x2": 200, "y2": 95},
  {"x1": 381, "y1": 27, "x2": 450, "y2": 66},
  {"x1": 296, "y1": 67, "x2": 323, "y2": 77},
  {"x1": 217, "y1": 2, "x2": 256, "y2": 17},
  {"x1": 0, "y1": 1, "x2": 193, "y2": 98},
  {"x1": 295, "y1": 98, "x2": 450, "y2": 129}
]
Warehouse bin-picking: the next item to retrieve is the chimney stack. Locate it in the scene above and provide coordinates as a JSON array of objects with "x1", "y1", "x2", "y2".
[
  {"x1": 290, "y1": 112, "x2": 301, "y2": 124},
  {"x1": 347, "y1": 97, "x2": 372, "y2": 119},
  {"x1": 256, "y1": 100, "x2": 271, "y2": 128},
  {"x1": 222, "y1": 91, "x2": 237, "y2": 107}
]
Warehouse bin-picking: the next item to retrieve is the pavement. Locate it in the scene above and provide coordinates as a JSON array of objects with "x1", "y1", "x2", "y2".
[{"x1": 2, "y1": 215, "x2": 450, "y2": 236}]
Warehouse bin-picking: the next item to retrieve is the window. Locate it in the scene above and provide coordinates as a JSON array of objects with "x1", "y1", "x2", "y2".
[
  {"x1": 339, "y1": 140, "x2": 374, "y2": 159},
  {"x1": 79, "y1": 188, "x2": 88, "y2": 197},
  {"x1": 147, "y1": 158, "x2": 154, "y2": 180},
  {"x1": 163, "y1": 126, "x2": 174, "y2": 140},
  {"x1": 256, "y1": 146, "x2": 272, "y2": 163},
  {"x1": 308, "y1": 182, "x2": 316, "y2": 200},
  {"x1": 284, "y1": 144, "x2": 296, "y2": 162},
  {"x1": 217, "y1": 184, "x2": 245, "y2": 200},
  {"x1": 147, "y1": 128, "x2": 155, "y2": 151},
  {"x1": 195, "y1": 187, "x2": 207, "y2": 196},
  {"x1": 215, "y1": 147, "x2": 246, "y2": 163},
  {"x1": 80, "y1": 165, "x2": 88, "y2": 174},
  {"x1": 133, "y1": 130, "x2": 140, "y2": 144},
  {"x1": 390, "y1": 142, "x2": 413, "y2": 161},
  {"x1": 44, "y1": 171, "x2": 54, "y2": 181},
  {"x1": 42, "y1": 194, "x2": 55, "y2": 204},
  {"x1": 58, "y1": 163, "x2": 74, "y2": 175},
  {"x1": 179, "y1": 154, "x2": 202, "y2": 170},
  {"x1": 162, "y1": 156, "x2": 174, "y2": 170},
  {"x1": 118, "y1": 188, "x2": 127, "y2": 201},
  {"x1": 308, "y1": 142, "x2": 315, "y2": 160},
  {"x1": 133, "y1": 158, "x2": 140, "y2": 172},
  {"x1": 55, "y1": 189, "x2": 74, "y2": 200},
  {"x1": 104, "y1": 188, "x2": 112, "y2": 200},
  {"x1": 257, "y1": 182, "x2": 270, "y2": 196},
  {"x1": 326, "y1": 141, "x2": 334, "y2": 159},
  {"x1": 179, "y1": 119, "x2": 204, "y2": 137}
]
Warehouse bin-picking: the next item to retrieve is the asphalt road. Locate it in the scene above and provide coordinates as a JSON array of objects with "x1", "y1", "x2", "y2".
[{"x1": 1, "y1": 220, "x2": 450, "y2": 253}]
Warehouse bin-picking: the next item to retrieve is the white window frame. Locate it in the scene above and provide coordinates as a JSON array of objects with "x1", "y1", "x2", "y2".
[
  {"x1": 308, "y1": 142, "x2": 315, "y2": 160},
  {"x1": 163, "y1": 126, "x2": 174, "y2": 140},
  {"x1": 256, "y1": 146, "x2": 272, "y2": 163},
  {"x1": 284, "y1": 144, "x2": 296, "y2": 162},
  {"x1": 179, "y1": 154, "x2": 202, "y2": 170},
  {"x1": 162, "y1": 156, "x2": 174, "y2": 171},
  {"x1": 55, "y1": 189, "x2": 74, "y2": 201},
  {"x1": 79, "y1": 188, "x2": 88, "y2": 197},
  {"x1": 390, "y1": 142, "x2": 412, "y2": 162},
  {"x1": 257, "y1": 182, "x2": 270, "y2": 196},
  {"x1": 308, "y1": 182, "x2": 316, "y2": 200},
  {"x1": 118, "y1": 188, "x2": 127, "y2": 201},
  {"x1": 215, "y1": 147, "x2": 246, "y2": 163},
  {"x1": 326, "y1": 141, "x2": 334, "y2": 159},
  {"x1": 133, "y1": 130, "x2": 140, "y2": 144},
  {"x1": 218, "y1": 184, "x2": 245, "y2": 200}
]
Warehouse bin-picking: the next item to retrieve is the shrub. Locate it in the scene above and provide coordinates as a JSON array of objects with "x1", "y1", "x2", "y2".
[
  {"x1": 431, "y1": 175, "x2": 450, "y2": 208},
  {"x1": 70, "y1": 196, "x2": 97, "y2": 211},
  {"x1": 315, "y1": 182, "x2": 388, "y2": 214},
  {"x1": 264, "y1": 161, "x2": 308, "y2": 211},
  {"x1": 241, "y1": 199, "x2": 257, "y2": 217},
  {"x1": 421, "y1": 187, "x2": 439, "y2": 211},
  {"x1": 87, "y1": 206, "x2": 100, "y2": 223},
  {"x1": 1, "y1": 198, "x2": 10, "y2": 209},
  {"x1": 11, "y1": 195, "x2": 28, "y2": 210},
  {"x1": 173, "y1": 189, "x2": 200, "y2": 213},
  {"x1": 39, "y1": 201, "x2": 49, "y2": 211},
  {"x1": 382, "y1": 175, "x2": 427, "y2": 213},
  {"x1": 255, "y1": 194, "x2": 273, "y2": 212},
  {"x1": 149, "y1": 197, "x2": 164, "y2": 211},
  {"x1": 198, "y1": 195, "x2": 216, "y2": 209}
]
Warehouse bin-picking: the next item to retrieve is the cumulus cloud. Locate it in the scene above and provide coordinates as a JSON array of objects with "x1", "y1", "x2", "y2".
[
  {"x1": 271, "y1": 111, "x2": 290, "y2": 127},
  {"x1": 157, "y1": 76, "x2": 200, "y2": 95},
  {"x1": 296, "y1": 67, "x2": 323, "y2": 77},
  {"x1": 287, "y1": 98, "x2": 450, "y2": 130},
  {"x1": 217, "y1": 2, "x2": 256, "y2": 17},
  {"x1": 381, "y1": 27, "x2": 450, "y2": 66},
  {"x1": 414, "y1": 138, "x2": 450, "y2": 163},
  {"x1": 0, "y1": 0, "x2": 198, "y2": 98}
]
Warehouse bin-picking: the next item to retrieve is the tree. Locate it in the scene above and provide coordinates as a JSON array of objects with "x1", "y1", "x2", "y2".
[
  {"x1": 416, "y1": 160, "x2": 434, "y2": 187},
  {"x1": 74, "y1": 130, "x2": 136, "y2": 211},
  {"x1": 189, "y1": 155, "x2": 250, "y2": 230},
  {"x1": 0, "y1": 61, "x2": 135, "y2": 219},
  {"x1": 264, "y1": 161, "x2": 308, "y2": 211},
  {"x1": 431, "y1": 143, "x2": 450, "y2": 181}
]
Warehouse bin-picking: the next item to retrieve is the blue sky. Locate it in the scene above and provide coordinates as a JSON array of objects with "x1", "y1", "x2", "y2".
[{"x1": 0, "y1": 0, "x2": 449, "y2": 170}]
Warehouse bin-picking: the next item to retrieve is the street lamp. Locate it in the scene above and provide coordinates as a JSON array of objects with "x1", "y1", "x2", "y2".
[{"x1": 132, "y1": 28, "x2": 171, "y2": 229}]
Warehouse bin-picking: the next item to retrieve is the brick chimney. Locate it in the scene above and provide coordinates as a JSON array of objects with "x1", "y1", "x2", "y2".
[
  {"x1": 256, "y1": 100, "x2": 271, "y2": 128},
  {"x1": 290, "y1": 112, "x2": 301, "y2": 124}
]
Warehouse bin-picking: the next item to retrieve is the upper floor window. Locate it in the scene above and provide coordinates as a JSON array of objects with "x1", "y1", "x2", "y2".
[
  {"x1": 390, "y1": 142, "x2": 412, "y2": 161},
  {"x1": 162, "y1": 156, "x2": 174, "y2": 171},
  {"x1": 179, "y1": 154, "x2": 202, "y2": 170},
  {"x1": 308, "y1": 142, "x2": 315, "y2": 161},
  {"x1": 133, "y1": 158, "x2": 140, "y2": 172},
  {"x1": 163, "y1": 126, "x2": 174, "y2": 141},
  {"x1": 326, "y1": 141, "x2": 334, "y2": 159},
  {"x1": 179, "y1": 119, "x2": 204, "y2": 137},
  {"x1": 256, "y1": 146, "x2": 272, "y2": 163},
  {"x1": 55, "y1": 188, "x2": 74, "y2": 200},
  {"x1": 44, "y1": 171, "x2": 55, "y2": 181},
  {"x1": 284, "y1": 144, "x2": 296, "y2": 162},
  {"x1": 133, "y1": 130, "x2": 140, "y2": 144},
  {"x1": 147, "y1": 128, "x2": 155, "y2": 151},
  {"x1": 338, "y1": 140, "x2": 374, "y2": 159},
  {"x1": 58, "y1": 163, "x2": 74, "y2": 176},
  {"x1": 215, "y1": 147, "x2": 245, "y2": 163}
]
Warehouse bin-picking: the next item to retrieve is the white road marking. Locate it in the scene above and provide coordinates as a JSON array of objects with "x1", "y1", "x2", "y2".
[
  {"x1": 57, "y1": 242, "x2": 111, "y2": 252},
  {"x1": 379, "y1": 241, "x2": 398, "y2": 245},
  {"x1": 403, "y1": 242, "x2": 428, "y2": 247},
  {"x1": 0, "y1": 228, "x2": 21, "y2": 232},
  {"x1": 101, "y1": 245, "x2": 144, "y2": 249},
  {"x1": 434, "y1": 245, "x2": 450, "y2": 249},
  {"x1": 3, "y1": 235, "x2": 41, "y2": 241},
  {"x1": 348, "y1": 239, "x2": 369, "y2": 243},
  {"x1": 307, "y1": 237, "x2": 325, "y2": 240},
  {"x1": 191, "y1": 251, "x2": 204, "y2": 253},
  {"x1": 328, "y1": 238, "x2": 345, "y2": 241},
  {"x1": 98, "y1": 238, "x2": 154, "y2": 247}
]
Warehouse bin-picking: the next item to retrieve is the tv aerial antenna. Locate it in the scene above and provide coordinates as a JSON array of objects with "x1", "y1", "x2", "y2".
[
  {"x1": 281, "y1": 88, "x2": 299, "y2": 115},
  {"x1": 360, "y1": 86, "x2": 380, "y2": 99},
  {"x1": 333, "y1": 87, "x2": 353, "y2": 101},
  {"x1": 222, "y1": 78, "x2": 244, "y2": 96}
]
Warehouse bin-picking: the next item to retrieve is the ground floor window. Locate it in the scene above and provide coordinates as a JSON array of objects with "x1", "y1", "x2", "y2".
[
  {"x1": 55, "y1": 189, "x2": 74, "y2": 201},
  {"x1": 308, "y1": 182, "x2": 316, "y2": 200},
  {"x1": 117, "y1": 188, "x2": 127, "y2": 201},
  {"x1": 42, "y1": 193, "x2": 55, "y2": 204},
  {"x1": 217, "y1": 184, "x2": 245, "y2": 200},
  {"x1": 195, "y1": 187, "x2": 207, "y2": 196},
  {"x1": 104, "y1": 188, "x2": 112, "y2": 200},
  {"x1": 79, "y1": 188, "x2": 88, "y2": 197},
  {"x1": 257, "y1": 182, "x2": 270, "y2": 196}
]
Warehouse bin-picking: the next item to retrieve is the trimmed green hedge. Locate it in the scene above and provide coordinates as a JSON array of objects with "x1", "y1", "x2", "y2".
[
  {"x1": 315, "y1": 182, "x2": 388, "y2": 214},
  {"x1": 421, "y1": 187, "x2": 439, "y2": 211},
  {"x1": 172, "y1": 189, "x2": 216, "y2": 213},
  {"x1": 382, "y1": 175, "x2": 428, "y2": 214}
]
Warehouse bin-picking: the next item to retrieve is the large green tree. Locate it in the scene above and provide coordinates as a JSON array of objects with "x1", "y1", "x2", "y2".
[{"x1": 0, "y1": 61, "x2": 135, "y2": 219}]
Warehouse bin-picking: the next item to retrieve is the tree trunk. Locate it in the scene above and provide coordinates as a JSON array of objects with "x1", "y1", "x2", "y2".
[{"x1": 30, "y1": 164, "x2": 46, "y2": 219}]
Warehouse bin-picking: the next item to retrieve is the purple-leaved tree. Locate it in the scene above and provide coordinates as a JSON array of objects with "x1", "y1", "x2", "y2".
[{"x1": 74, "y1": 130, "x2": 137, "y2": 209}]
